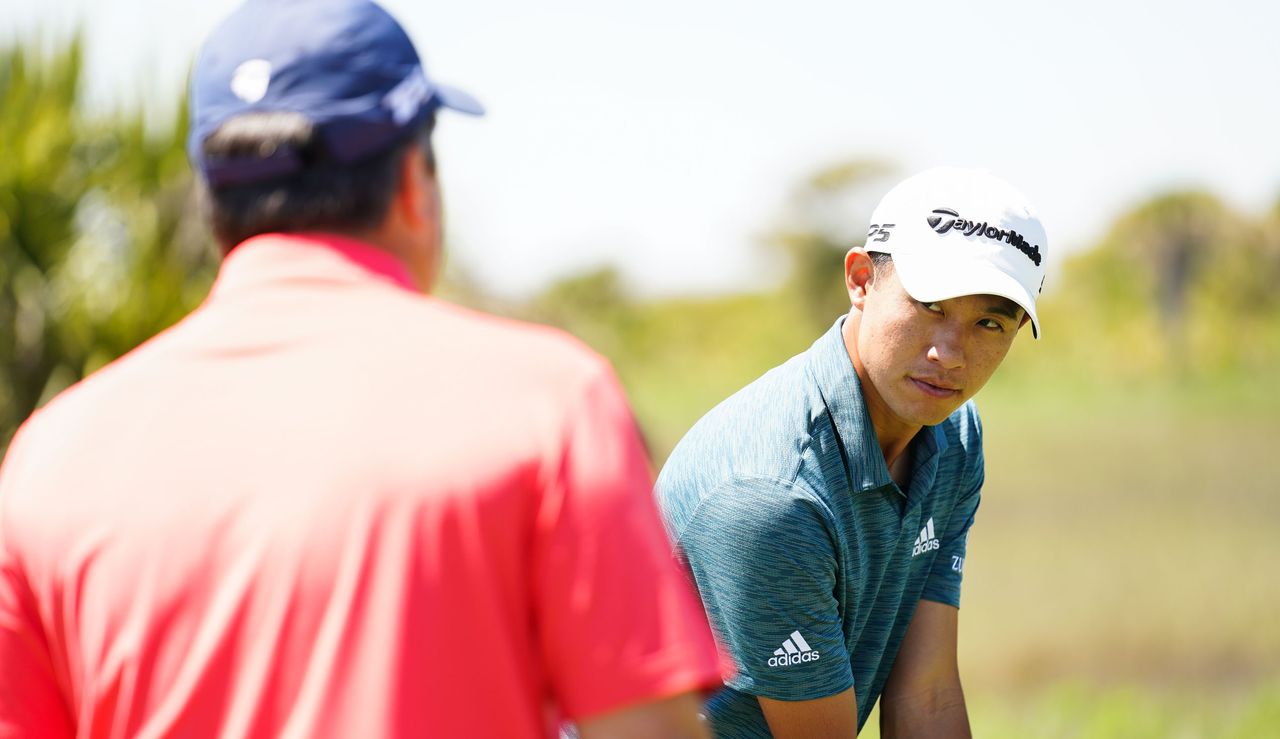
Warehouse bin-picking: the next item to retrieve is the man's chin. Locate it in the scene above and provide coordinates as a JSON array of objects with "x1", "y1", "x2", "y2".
[{"x1": 901, "y1": 400, "x2": 966, "y2": 428}]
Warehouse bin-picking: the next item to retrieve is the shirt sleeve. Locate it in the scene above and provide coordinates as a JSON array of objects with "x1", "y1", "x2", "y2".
[
  {"x1": 0, "y1": 430, "x2": 74, "y2": 739},
  {"x1": 920, "y1": 444, "x2": 983, "y2": 608},
  {"x1": 532, "y1": 361, "x2": 722, "y2": 722},
  {"x1": 676, "y1": 476, "x2": 854, "y2": 701}
]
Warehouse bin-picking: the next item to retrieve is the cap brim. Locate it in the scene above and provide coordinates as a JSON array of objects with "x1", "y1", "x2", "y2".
[
  {"x1": 890, "y1": 251, "x2": 1042, "y2": 339},
  {"x1": 434, "y1": 83, "x2": 485, "y2": 116}
]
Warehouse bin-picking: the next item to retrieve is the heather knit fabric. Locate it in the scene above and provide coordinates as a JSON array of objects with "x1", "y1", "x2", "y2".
[{"x1": 657, "y1": 317, "x2": 984, "y2": 736}]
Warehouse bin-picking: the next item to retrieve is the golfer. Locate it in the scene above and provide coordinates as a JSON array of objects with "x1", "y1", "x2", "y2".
[
  {"x1": 0, "y1": 1, "x2": 720, "y2": 736},
  {"x1": 657, "y1": 167, "x2": 1049, "y2": 737}
]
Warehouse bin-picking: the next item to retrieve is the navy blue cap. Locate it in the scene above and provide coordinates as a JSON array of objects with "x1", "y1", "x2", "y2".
[{"x1": 189, "y1": 0, "x2": 483, "y2": 187}]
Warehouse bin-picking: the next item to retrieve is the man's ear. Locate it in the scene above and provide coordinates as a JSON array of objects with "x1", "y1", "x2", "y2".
[
  {"x1": 395, "y1": 143, "x2": 434, "y2": 228},
  {"x1": 845, "y1": 247, "x2": 874, "y2": 310}
]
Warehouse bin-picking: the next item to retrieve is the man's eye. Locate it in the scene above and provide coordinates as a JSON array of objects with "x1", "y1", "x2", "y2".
[
  {"x1": 978, "y1": 318, "x2": 1005, "y2": 331},
  {"x1": 921, "y1": 301, "x2": 943, "y2": 313}
]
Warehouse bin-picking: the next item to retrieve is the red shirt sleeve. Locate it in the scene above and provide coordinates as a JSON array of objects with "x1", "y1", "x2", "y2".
[{"x1": 532, "y1": 361, "x2": 722, "y2": 721}]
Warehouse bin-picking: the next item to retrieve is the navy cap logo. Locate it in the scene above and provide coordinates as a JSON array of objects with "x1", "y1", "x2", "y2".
[
  {"x1": 383, "y1": 66, "x2": 431, "y2": 125},
  {"x1": 191, "y1": 0, "x2": 483, "y2": 183},
  {"x1": 230, "y1": 59, "x2": 272, "y2": 104}
]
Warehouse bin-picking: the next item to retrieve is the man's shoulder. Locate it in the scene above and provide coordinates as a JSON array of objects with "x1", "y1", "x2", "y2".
[
  {"x1": 657, "y1": 350, "x2": 823, "y2": 517},
  {"x1": 672, "y1": 350, "x2": 816, "y2": 454},
  {"x1": 17, "y1": 299, "x2": 614, "y2": 473},
  {"x1": 928, "y1": 400, "x2": 985, "y2": 498},
  {"x1": 939, "y1": 399, "x2": 984, "y2": 458},
  {"x1": 388, "y1": 295, "x2": 610, "y2": 377},
  {"x1": 8, "y1": 314, "x2": 198, "y2": 454},
  {"x1": 315, "y1": 293, "x2": 614, "y2": 415}
]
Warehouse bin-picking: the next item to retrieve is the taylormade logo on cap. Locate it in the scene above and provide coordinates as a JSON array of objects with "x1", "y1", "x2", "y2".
[
  {"x1": 864, "y1": 167, "x2": 1050, "y2": 339},
  {"x1": 926, "y1": 207, "x2": 1043, "y2": 267}
]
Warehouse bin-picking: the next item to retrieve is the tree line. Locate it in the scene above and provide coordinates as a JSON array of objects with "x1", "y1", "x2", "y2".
[{"x1": 4, "y1": 39, "x2": 1278, "y2": 451}]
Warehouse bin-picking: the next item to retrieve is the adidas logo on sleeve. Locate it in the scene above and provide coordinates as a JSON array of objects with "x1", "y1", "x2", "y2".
[
  {"x1": 912, "y1": 518, "x2": 940, "y2": 557},
  {"x1": 767, "y1": 630, "x2": 821, "y2": 667}
]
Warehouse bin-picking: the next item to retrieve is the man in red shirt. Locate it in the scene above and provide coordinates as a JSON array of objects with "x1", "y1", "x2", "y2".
[{"x1": 0, "y1": 1, "x2": 721, "y2": 737}]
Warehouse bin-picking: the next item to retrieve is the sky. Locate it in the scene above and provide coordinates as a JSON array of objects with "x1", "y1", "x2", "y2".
[{"x1": 4, "y1": 0, "x2": 1278, "y2": 298}]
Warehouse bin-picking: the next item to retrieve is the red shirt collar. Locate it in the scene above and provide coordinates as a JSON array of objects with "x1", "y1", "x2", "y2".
[{"x1": 210, "y1": 232, "x2": 418, "y2": 299}]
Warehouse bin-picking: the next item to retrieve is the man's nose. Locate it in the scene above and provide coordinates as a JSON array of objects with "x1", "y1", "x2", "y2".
[{"x1": 926, "y1": 329, "x2": 965, "y2": 370}]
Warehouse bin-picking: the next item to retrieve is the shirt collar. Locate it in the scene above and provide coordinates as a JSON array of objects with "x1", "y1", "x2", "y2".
[
  {"x1": 209, "y1": 232, "x2": 417, "y2": 299},
  {"x1": 807, "y1": 316, "x2": 949, "y2": 494}
]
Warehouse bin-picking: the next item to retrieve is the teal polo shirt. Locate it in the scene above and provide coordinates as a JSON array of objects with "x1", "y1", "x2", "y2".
[{"x1": 656, "y1": 317, "x2": 984, "y2": 736}]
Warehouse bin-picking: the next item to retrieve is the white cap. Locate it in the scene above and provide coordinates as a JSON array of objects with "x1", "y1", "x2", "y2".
[{"x1": 865, "y1": 167, "x2": 1048, "y2": 338}]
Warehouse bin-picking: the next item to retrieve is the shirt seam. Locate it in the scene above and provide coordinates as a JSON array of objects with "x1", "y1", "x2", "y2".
[{"x1": 670, "y1": 472, "x2": 834, "y2": 552}]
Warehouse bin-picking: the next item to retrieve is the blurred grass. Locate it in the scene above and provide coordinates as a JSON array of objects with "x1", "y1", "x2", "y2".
[
  {"x1": 969, "y1": 357, "x2": 1280, "y2": 684},
  {"x1": 858, "y1": 679, "x2": 1280, "y2": 738},
  {"x1": 955, "y1": 373, "x2": 1280, "y2": 735}
]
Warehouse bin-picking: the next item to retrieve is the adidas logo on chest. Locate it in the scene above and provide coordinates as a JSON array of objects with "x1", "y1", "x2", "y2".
[{"x1": 912, "y1": 517, "x2": 940, "y2": 557}]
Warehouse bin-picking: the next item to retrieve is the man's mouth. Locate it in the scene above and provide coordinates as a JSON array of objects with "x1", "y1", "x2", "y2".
[{"x1": 909, "y1": 377, "x2": 961, "y2": 399}]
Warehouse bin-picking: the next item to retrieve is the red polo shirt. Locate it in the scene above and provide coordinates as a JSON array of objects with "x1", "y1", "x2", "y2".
[{"x1": 0, "y1": 233, "x2": 720, "y2": 739}]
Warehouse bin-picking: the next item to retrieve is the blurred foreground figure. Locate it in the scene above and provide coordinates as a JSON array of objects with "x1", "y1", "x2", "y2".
[
  {"x1": 658, "y1": 168, "x2": 1049, "y2": 738},
  {"x1": 0, "y1": 1, "x2": 720, "y2": 736}
]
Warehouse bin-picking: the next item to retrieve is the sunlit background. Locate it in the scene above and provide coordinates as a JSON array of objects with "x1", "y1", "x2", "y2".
[{"x1": 2, "y1": 1, "x2": 1278, "y2": 736}]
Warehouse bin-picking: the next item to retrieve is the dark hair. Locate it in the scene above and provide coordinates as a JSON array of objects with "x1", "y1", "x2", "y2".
[
  {"x1": 867, "y1": 250, "x2": 893, "y2": 282},
  {"x1": 200, "y1": 112, "x2": 436, "y2": 251}
]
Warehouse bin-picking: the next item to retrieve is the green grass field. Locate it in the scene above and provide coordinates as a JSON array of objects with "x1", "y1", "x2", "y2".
[
  {"x1": 857, "y1": 679, "x2": 1280, "y2": 738},
  {"x1": 940, "y1": 379, "x2": 1280, "y2": 737}
]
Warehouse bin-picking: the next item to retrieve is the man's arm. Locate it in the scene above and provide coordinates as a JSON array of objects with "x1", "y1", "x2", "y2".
[
  {"x1": 535, "y1": 361, "x2": 720, "y2": 723},
  {"x1": 578, "y1": 692, "x2": 709, "y2": 739},
  {"x1": 878, "y1": 600, "x2": 970, "y2": 739},
  {"x1": 671, "y1": 477, "x2": 856, "y2": 734},
  {"x1": 758, "y1": 686, "x2": 858, "y2": 739}
]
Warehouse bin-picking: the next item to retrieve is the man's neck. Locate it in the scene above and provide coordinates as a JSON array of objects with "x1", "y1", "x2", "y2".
[
  {"x1": 298, "y1": 227, "x2": 428, "y2": 293},
  {"x1": 840, "y1": 313, "x2": 923, "y2": 478}
]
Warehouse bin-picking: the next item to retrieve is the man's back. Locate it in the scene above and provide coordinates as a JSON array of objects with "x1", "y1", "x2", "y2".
[{"x1": 0, "y1": 234, "x2": 719, "y2": 738}]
